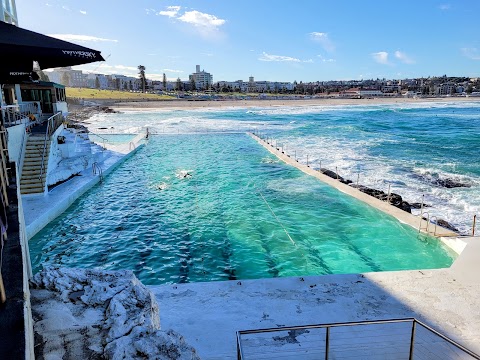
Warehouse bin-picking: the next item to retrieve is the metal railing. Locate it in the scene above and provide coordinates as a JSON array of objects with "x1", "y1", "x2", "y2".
[
  {"x1": 1, "y1": 102, "x2": 41, "y2": 128},
  {"x1": 85, "y1": 132, "x2": 109, "y2": 150},
  {"x1": 92, "y1": 162, "x2": 103, "y2": 182},
  {"x1": 237, "y1": 318, "x2": 480, "y2": 360}
]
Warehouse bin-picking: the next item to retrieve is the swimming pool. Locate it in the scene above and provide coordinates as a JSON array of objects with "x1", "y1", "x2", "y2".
[{"x1": 29, "y1": 133, "x2": 455, "y2": 285}]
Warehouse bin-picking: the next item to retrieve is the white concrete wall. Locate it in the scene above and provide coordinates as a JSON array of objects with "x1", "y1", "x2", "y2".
[
  {"x1": 7, "y1": 123, "x2": 26, "y2": 164},
  {"x1": 45, "y1": 125, "x2": 65, "y2": 189},
  {"x1": 53, "y1": 102, "x2": 68, "y2": 115}
]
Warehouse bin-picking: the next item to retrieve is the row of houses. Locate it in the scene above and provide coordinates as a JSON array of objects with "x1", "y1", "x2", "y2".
[{"x1": 46, "y1": 65, "x2": 480, "y2": 96}]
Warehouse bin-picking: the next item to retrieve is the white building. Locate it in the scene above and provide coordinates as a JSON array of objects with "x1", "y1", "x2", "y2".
[
  {"x1": 1, "y1": 0, "x2": 17, "y2": 24},
  {"x1": 436, "y1": 83, "x2": 456, "y2": 95},
  {"x1": 47, "y1": 67, "x2": 86, "y2": 87},
  {"x1": 189, "y1": 65, "x2": 213, "y2": 90}
]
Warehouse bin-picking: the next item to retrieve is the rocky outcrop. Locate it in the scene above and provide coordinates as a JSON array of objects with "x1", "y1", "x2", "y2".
[
  {"x1": 320, "y1": 168, "x2": 352, "y2": 185},
  {"x1": 436, "y1": 219, "x2": 459, "y2": 232},
  {"x1": 410, "y1": 173, "x2": 471, "y2": 189},
  {"x1": 432, "y1": 178, "x2": 471, "y2": 189},
  {"x1": 32, "y1": 267, "x2": 200, "y2": 360},
  {"x1": 349, "y1": 184, "x2": 412, "y2": 213}
]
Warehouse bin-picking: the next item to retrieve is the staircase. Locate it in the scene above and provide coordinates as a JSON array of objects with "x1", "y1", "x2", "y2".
[{"x1": 20, "y1": 135, "x2": 50, "y2": 195}]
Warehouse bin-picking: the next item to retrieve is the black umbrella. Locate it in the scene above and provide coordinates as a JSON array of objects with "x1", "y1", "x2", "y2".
[
  {"x1": 0, "y1": 21, "x2": 105, "y2": 70},
  {"x1": 0, "y1": 70, "x2": 39, "y2": 84}
]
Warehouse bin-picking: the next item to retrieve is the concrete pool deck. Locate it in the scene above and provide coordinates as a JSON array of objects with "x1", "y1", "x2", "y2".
[{"x1": 22, "y1": 134, "x2": 146, "y2": 240}]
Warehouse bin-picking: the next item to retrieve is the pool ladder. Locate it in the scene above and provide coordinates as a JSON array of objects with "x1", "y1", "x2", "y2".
[
  {"x1": 418, "y1": 211, "x2": 438, "y2": 236},
  {"x1": 92, "y1": 162, "x2": 104, "y2": 182}
]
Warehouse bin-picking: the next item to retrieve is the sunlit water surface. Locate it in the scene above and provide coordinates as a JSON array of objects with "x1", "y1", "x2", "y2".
[{"x1": 30, "y1": 133, "x2": 455, "y2": 285}]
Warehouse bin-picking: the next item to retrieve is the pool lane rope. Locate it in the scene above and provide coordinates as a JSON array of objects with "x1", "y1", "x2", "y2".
[{"x1": 255, "y1": 187, "x2": 298, "y2": 248}]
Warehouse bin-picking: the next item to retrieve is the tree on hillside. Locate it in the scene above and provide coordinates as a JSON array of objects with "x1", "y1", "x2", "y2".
[
  {"x1": 138, "y1": 65, "x2": 146, "y2": 93},
  {"x1": 162, "y1": 73, "x2": 167, "y2": 90},
  {"x1": 176, "y1": 77, "x2": 182, "y2": 91},
  {"x1": 190, "y1": 78, "x2": 196, "y2": 91},
  {"x1": 95, "y1": 77, "x2": 100, "y2": 89},
  {"x1": 60, "y1": 72, "x2": 70, "y2": 87}
]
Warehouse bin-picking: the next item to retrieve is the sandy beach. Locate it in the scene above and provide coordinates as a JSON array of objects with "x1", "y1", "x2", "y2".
[{"x1": 110, "y1": 96, "x2": 480, "y2": 111}]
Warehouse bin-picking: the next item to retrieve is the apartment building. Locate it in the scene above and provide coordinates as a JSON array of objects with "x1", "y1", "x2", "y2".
[{"x1": 189, "y1": 65, "x2": 213, "y2": 90}]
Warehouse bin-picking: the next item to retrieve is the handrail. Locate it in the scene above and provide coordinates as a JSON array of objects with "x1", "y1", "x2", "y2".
[
  {"x1": 419, "y1": 211, "x2": 430, "y2": 233},
  {"x1": 430, "y1": 215, "x2": 439, "y2": 236},
  {"x1": 84, "y1": 131, "x2": 109, "y2": 150},
  {"x1": 0, "y1": 102, "x2": 41, "y2": 128},
  {"x1": 237, "y1": 318, "x2": 480, "y2": 360},
  {"x1": 92, "y1": 162, "x2": 103, "y2": 182}
]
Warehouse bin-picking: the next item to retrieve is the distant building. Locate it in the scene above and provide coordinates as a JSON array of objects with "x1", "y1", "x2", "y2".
[
  {"x1": 1, "y1": 0, "x2": 18, "y2": 24},
  {"x1": 47, "y1": 67, "x2": 86, "y2": 87},
  {"x1": 435, "y1": 83, "x2": 456, "y2": 95},
  {"x1": 189, "y1": 65, "x2": 213, "y2": 90}
]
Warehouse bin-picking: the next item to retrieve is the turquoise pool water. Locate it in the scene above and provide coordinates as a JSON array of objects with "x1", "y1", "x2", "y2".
[{"x1": 29, "y1": 133, "x2": 455, "y2": 285}]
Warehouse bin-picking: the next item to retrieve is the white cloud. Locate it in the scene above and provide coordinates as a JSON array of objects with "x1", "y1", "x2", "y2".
[
  {"x1": 157, "y1": 7, "x2": 225, "y2": 39},
  {"x1": 62, "y1": 5, "x2": 70, "y2": 11},
  {"x1": 45, "y1": 3, "x2": 52, "y2": 7},
  {"x1": 80, "y1": 10, "x2": 87, "y2": 15},
  {"x1": 439, "y1": 4, "x2": 451, "y2": 10},
  {"x1": 303, "y1": 59, "x2": 314, "y2": 63},
  {"x1": 48, "y1": 34, "x2": 119, "y2": 43},
  {"x1": 461, "y1": 47, "x2": 480, "y2": 60},
  {"x1": 309, "y1": 32, "x2": 335, "y2": 52},
  {"x1": 372, "y1": 51, "x2": 389, "y2": 64},
  {"x1": 163, "y1": 68, "x2": 184, "y2": 73},
  {"x1": 394, "y1": 50, "x2": 415, "y2": 64},
  {"x1": 158, "y1": 6, "x2": 181, "y2": 18},
  {"x1": 259, "y1": 52, "x2": 301, "y2": 62},
  {"x1": 177, "y1": 10, "x2": 226, "y2": 29},
  {"x1": 317, "y1": 55, "x2": 336, "y2": 63}
]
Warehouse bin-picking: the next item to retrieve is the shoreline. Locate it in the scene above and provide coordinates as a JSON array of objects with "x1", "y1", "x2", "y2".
[{"x1": 108, "y1": 96, "x2": 480, "y2": 111}]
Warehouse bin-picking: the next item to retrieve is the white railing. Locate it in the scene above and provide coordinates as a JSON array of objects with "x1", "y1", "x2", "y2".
[{"x1": 1, "y1": 101, "x2": 41, "y2": 128}]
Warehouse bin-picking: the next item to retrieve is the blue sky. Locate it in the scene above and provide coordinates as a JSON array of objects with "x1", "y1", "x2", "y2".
[{"x1": 16, "y1": 0, "x2": 480, "y2": 82}]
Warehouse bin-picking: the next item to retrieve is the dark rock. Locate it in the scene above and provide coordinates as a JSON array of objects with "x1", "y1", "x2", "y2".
[
  {"x1": 410, "y1": 173, "x2": 470, "y2": 188},
  {"x1": 349, "y1": 184, "x2": 412, "y2": 213},
  {"x1": 436, "y1": 219, "x2": 459, "y2": 232},
  {"x1": 433, "y1": 178, "x2": 470, "y2": 189},
  {"x1": 410, "y1": 202, "x2": 431, "y2": 209},
  {"x1": 320, "y1": 168, "x2": 351, "y2": 184}
]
